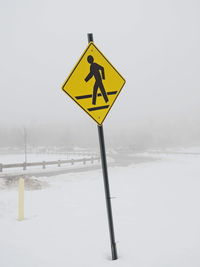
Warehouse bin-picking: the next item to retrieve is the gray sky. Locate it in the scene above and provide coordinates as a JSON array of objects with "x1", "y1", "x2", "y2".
[{"x1": 1, "y1": 0, "x2": 200, "y2": 141}]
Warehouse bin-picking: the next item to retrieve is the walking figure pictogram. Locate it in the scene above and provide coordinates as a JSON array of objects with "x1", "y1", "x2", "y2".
[{"x1": 85, "y1": 55, "x2": 109, "y2": 105}]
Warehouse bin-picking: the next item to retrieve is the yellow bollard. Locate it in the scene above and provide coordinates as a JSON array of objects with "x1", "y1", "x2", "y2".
[{"x1": 18, "y1": 178, "x2": 24, "y2": 221}]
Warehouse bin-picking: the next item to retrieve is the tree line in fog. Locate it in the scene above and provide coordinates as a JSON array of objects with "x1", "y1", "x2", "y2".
[{"x1": 0, "y1": 120, "x2": 200, "y2": 152}]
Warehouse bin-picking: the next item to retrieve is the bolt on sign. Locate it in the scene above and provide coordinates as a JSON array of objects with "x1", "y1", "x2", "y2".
[{"x1": 62, "y1": 42, "x2": 126, "y2": 125}]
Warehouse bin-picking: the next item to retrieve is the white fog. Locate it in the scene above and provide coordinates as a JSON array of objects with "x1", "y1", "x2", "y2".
[{"x1": 1, "y1": 1, "x2": 200, "y2": 266}]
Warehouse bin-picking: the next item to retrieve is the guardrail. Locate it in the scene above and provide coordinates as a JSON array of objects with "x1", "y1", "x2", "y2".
[{"x1": 0, "y1": 156, "x2": 100, "y2": 172}]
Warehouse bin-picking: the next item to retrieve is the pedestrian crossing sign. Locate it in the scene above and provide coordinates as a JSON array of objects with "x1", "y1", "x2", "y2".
[{"x1": 62, "y1": 42, "x2": 126, "y2": 125}]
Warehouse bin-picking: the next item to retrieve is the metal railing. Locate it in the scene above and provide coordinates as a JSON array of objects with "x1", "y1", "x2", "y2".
[{"x1": 0, "y1": 156, "x2": 100, "y2": 172}]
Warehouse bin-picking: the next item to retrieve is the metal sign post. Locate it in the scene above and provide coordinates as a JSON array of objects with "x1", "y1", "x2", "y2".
[
  {"x1": 87, "y1": 33, "x2": 118, "y2": 260},
  {"x1": 62, "y1": 33, "x2": 125, "y2": 260}
]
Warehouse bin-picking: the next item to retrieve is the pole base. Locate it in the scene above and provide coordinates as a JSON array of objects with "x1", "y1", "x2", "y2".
[{"x1": 111, "y1": 243, "x2": 118, "y2": 260}]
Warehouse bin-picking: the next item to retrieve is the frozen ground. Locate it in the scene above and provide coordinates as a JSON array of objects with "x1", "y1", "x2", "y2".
[{"x1": 0, "y1": 152, "x2": 200, "y2": 267}]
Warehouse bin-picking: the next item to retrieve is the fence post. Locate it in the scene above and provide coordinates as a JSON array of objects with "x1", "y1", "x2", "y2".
[
  {"x1": 58, "y1": 160, "x2": 61, "y2": 167},
  {"x1": 0, "y1": 164, "x2": 2, "y2": 172},
  {"x1": 42, "y1": 161, "x2": 46, "y2": 169},
  {"x1": 71, "y1": 159, "x2": 74, "y2": 165},
  {"x1": 23, "y1": 162, "x2": 26, "y2": 171},
  {"x1": 83, "y1": 158, "x2": 86, "y2": 165},
  {"x1": 91, "y1": 157, "x2": 94, "y2": 164}
]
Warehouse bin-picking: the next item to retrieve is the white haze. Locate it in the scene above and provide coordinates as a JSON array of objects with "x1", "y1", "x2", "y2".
[{"x1": 0, "y1": 0, "x2": 200, "y2": 148}]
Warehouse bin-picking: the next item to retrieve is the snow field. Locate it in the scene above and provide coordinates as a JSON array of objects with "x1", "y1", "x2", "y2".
[{"x1": 0, "y1": 154, "x2": 200, "y2": 266}]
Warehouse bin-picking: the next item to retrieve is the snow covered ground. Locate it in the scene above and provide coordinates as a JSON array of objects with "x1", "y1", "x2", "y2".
[{"x1": 0, "y1": 152, "x2": 200, "y2": 266}]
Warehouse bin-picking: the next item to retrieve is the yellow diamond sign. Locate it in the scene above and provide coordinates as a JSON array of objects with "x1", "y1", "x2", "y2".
[{"x1": 62, "y1": 42, "x2": 126, "y2": 125}]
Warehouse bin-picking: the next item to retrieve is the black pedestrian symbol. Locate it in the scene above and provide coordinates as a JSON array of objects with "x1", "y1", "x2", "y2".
[{"x1": 85, "y1": 55, "x2": 109, "y2": 105}]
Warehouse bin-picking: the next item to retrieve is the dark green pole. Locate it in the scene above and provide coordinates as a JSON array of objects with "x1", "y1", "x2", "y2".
[{"x1": 87, "y1": 33, "x2": 118, "y2": 260}]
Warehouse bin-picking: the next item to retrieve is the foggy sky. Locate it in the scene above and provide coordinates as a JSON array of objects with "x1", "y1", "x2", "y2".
[{"x1": 1, "y1": 0, "x2": 200, "y2": 146}]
